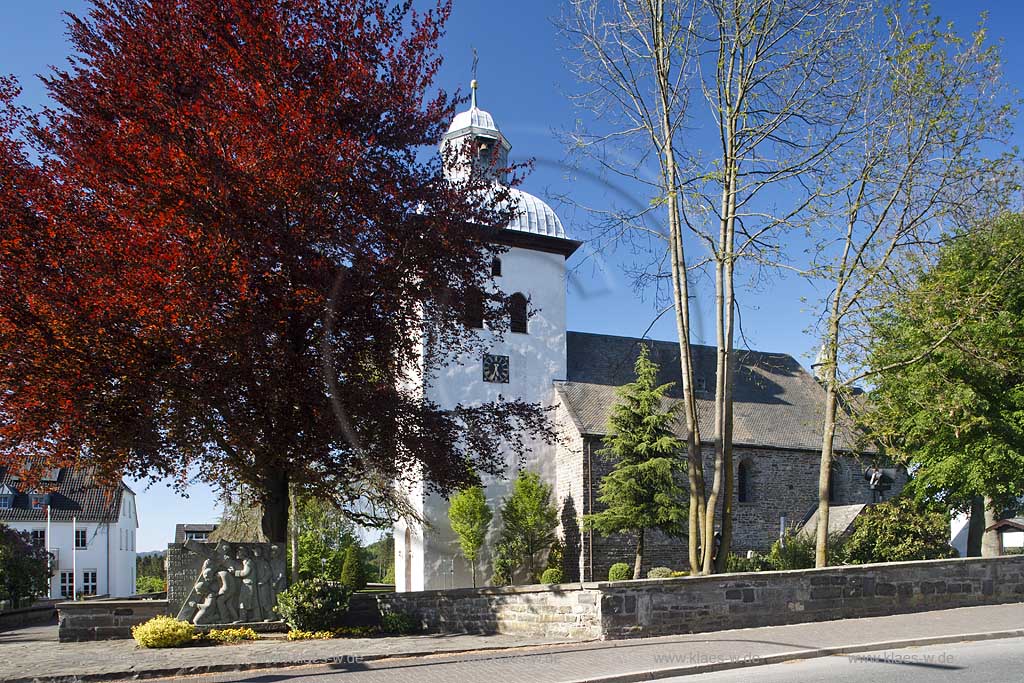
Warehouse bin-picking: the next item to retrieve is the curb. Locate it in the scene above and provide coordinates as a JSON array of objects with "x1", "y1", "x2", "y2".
[
  {"x1": 8, "y1": 628, "x2": 1024, "y2": 683},
  {"x1": 564, "y1": 629, "x2": 1024, "y2": 683}
]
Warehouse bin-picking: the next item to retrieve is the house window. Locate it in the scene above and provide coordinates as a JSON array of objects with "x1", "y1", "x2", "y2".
[
  {"x1": 828, "y1": 467, "x2": 838, "y2": 504},
  {"x1": 0, "y1": 495, "x2": 11, "y2": 510},
  {"x1": 59, "y1": 571, "x2": 74, "y2": 598},
  {"x1": 509, "y1": 292, "x2": 528, "y2": 334},
  {"x1": 30, "y1": 494, "x2": 46, "y2": 510},
  {"x1": 81, "y1": 570, "x2": 97, "y2": 596},
  {"x1": 75, "y1": 528, "x2": 88, "y2": 550},
  {"x1": 695, "y1": 377, "x2": 707, "y2": 392},
  {"x1": 491, "y1": 257, "x2": 502, "y2": 277},
  {"x1": 185, "y1": 531, "x2": 208, "y2": 542},
  {"x1": 31, "y1": 529, "x2": 46, "y2": 548},
  {"x1": 738, "y1": 459, "x2": 754, "y2": 503}
]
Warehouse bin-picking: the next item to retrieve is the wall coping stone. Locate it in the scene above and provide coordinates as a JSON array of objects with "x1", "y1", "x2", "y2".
[
  {"x1": 591, "y1": 554, "x2": 1024, "y2": 590},
  {"x1": 385, "y1": 582, "x2": 602, "y2": 599},
  {"x1": 58, "y1": 599, "x2": 169, "y2": 611}
]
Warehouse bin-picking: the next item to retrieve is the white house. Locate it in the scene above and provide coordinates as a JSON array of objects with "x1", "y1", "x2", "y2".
[{"x1": 0, "y1": 466, "x2": 138, "y2": 599}]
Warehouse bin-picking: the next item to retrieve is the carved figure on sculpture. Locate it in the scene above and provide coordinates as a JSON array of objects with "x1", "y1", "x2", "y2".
[
  {"x1": 253, "y1": 546, "x2": 274, "y2": 621},
  {"x1": 174, "y1": 541, "x2": 287, "y2": 625}
]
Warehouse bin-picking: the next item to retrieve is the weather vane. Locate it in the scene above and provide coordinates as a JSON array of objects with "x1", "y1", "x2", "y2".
[{"x1": 471, "y1": 47, "x2": 479, "y2": 108}]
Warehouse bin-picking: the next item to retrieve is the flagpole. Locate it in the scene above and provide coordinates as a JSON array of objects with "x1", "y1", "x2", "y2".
[
  {"x1": 72, "y1": 516, "x2": 77, "y2": 600},
  {"x1": 46, "y1": 505, "x2": 52, "y2": 598}
]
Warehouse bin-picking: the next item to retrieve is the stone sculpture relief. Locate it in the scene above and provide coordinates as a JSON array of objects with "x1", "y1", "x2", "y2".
[{"x1": 175, "y1": 540, "x2": 287, "y2": 625}]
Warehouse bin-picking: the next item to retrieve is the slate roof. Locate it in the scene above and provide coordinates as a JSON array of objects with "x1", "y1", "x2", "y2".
[
  {"x1": 174, "y1": 523, "x2": 218, "y2": 544},
  {"x1": 0, "y1": 466, "x2": 126, "y2": 523},
  {"x1": 798, "y1": 504, "x2": 867, "y2": 538},
  {"x1": 555, "y1": 331, "x2": 869, "y2": 453}
]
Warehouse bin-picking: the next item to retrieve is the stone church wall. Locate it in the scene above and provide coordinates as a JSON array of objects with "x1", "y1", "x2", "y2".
[{"x1": 559, "y1": 437, "x2": 907, "y2": 581}]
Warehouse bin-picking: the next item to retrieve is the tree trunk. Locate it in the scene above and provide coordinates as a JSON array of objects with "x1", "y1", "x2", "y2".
[
  {"x1": 816, "y1": 380, "x2": 838, "y2": 567},
  {"x1": 261, "y1": 470, "x2": 290, "y2": 544},
  {"x1": 966, "y1": 495, "x2": 985, "y2": 557},
  {"x1": 633, "y1": 529, "x2": 645, "y2": 580},
  {"x1": 289, "y1": 482, "x2": 299, "y2": 583},
  {"x1": 982, "y1": 496, "x2": 1001, "y2": 557},
  {"x1": 471, "y1": 559, "x2": 477, "y2": 588},
  {"x1": 649, "y1": 0, "x2": 705, "y2": 575}
]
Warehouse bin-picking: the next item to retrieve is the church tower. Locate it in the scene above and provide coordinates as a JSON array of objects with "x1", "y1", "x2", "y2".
[{"x1": 393, "y1": 81, "x2": 580, "y2": 592}]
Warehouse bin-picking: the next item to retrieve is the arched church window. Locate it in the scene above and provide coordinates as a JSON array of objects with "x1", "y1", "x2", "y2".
[
  {"x1": 738, "y1": 459, "x2": 753, "y2": 503},
  {"x1": 509, "y1": 292, "x2": 528, "y2": 334},
  {"x1": 492, "y1": 257, "x2": 502, "y2": 277},
  {"x1": 464, "y1": 288, "x2": 484, "y2": 329}
]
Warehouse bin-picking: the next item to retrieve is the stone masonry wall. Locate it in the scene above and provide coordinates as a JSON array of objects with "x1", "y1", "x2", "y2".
[
  {"x1": 377, "y1": 583, "x2": 600, "y2": 639},
  {"x1": 569, "y1": 438, "x2": 907, "y2": 581},
  {"x1": 165, "y1": 543, "x2": 192, "y2": 616},
  {"x1": 599, "y1": 555, "x2": 1024, "y2": 639},
  {"x1": 372, "y1": 555, "x2": 1024, "y2": 641},
  {"x1": 58, "y1": 599, "x2": 169, "y2": 642}
]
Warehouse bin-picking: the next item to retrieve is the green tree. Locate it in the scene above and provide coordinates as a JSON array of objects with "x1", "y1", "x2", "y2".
[
  {"x1": 865, "y1": 214, "x2": 1024, "y2": 551},
  {"x1": 296, "y1": 497, "x2": 359, "y2": 580},
  {"x1": 0, "y1": 525, "x2": 50, "y2": 608},
  {"x1": 842, "y1": 498, "x2": 956, "y2": 564},
  {"x1": 448, "y1": 486, "x2": 493, "y2": 587},
  {"x1": 365, "y1": 534, "x2": 395, "y2": 583},
  {"x1": 340, "y1": 545, "x2": 366, "y2": 590},
  {"x1": 498, "y1": 471, "x2": 558, "y2": 583},
  {"x1": 584, "y1": 346, "x2": 687, "y2": 579}
]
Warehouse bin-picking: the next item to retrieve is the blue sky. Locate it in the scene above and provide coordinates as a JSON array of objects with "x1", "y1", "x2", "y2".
[{"x1": 2, "y1": 1, "x2": 1021, "y2": 551}]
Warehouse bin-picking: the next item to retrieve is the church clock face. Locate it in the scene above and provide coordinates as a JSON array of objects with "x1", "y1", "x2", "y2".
[{"x1": 482, "y1": 354, "x2": 510, "y2": 383}]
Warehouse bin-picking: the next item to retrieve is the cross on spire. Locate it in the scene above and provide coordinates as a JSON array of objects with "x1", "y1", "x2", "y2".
[{"x1": 471, "y1": 47, "x2": 479, "y2": 109}]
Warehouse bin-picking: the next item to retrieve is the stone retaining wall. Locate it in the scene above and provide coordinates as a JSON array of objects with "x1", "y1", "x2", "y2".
[
  {"x1": 600, "y1": 555, "x2": 1024, "y2": 638},
  {"x1": 0, "y1": 602, "x2": 57, "y2": 632},
  {"x1": 377, "y1": 555, "x2": 1024, "y2": 640},
  {"x1": 377, "y1": 583, "x2": 601, "y2": 639},
  {"x1": 58, "y1": 599, "x2": 169, "y2": 642}
]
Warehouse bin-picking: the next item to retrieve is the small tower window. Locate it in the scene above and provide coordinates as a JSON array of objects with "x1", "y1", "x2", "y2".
[
  {"x1": 491, "y1": 257, "x2": 502, "y2": 277},
  {"x1": 738, "y1": 459, "x2": 754, "y2": 503},
  {"x1": 509, "y1": 293, "x2": 528, "y2": 334},
  {"x1": 464, "y1": 289, "x2": 484, "y2": 329}
]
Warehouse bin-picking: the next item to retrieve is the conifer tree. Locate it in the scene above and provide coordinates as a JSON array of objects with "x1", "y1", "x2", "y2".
[{"x1": 585, "y1": 346, "x2": 687, "y2": 579}]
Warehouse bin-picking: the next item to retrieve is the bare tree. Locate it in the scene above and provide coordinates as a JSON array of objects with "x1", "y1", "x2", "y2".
[
  {"x1": 563, "y1": 0, "x2": 871, "y2": 574},
  {"x1": 561, "y1": 0, "x2": 708, "y2": 573},
  {"x1": 806, "y1": 2, "x2": 1018, "y2": 567},
  {"x1": 686, "y1": 0, "x2": 870, "y2": 572}
]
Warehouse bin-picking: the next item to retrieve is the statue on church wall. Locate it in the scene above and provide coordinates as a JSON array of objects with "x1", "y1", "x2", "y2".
[{"x1": 172, "y1": 540, "x2": 287, "y2": 625}]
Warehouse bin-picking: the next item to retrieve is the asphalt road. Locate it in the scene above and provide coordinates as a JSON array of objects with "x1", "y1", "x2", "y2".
[
  {"x1": 149, "y1": 636, "x2": 1024, "y2": 683},
  {"x1": 675, "y1": 636, "x2": 1024, "y2": 682}
]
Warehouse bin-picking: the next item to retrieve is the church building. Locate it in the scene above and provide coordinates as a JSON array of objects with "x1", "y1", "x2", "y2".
[{"x1": 393, "y1": 85, "x2": 898, "y2": 592}]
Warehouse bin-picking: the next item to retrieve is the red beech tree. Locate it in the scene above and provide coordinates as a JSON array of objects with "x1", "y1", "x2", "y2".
[{"x1": 0, "y1": 0, "x2": 551, "y2": 541}]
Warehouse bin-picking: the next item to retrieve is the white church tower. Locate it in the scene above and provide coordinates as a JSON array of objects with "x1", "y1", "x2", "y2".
[{"x1": 393, "y1": 81, "x2": 579, "y2": 591}]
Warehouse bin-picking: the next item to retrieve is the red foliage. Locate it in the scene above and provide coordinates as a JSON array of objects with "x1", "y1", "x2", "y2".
[{"x1": 0, "y1": 0, "x2": 551, "y2": 540}]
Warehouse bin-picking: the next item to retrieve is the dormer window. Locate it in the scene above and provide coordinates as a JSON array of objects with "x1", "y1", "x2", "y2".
[
  {"x1": 0, "y1": 494, "x2": 11, "y2": 510},
  {"x1": 30, "y1": 494, "x2": 47, "y2": 510}
]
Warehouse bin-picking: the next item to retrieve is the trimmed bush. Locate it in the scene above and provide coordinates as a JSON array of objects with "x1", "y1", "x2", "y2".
[
  {"x1": 131, "y1": 615, "x2": 196, "y2": 648},
  {"x1": 340, "y1": 545, "x2": 366, "y2": 590},
  {"x1": 381, "y1": 611, "x2": 419, "y2": 635},
  {"x1": 540, "y1": 567, "x2": 564, "y2": 584},
  {"x1": 136, "y1": 575, "x2": 166, "y2": 594},
  {"x1": 646, "y1": 566, "x2": 673, "y2": 579},
  {"x1": 204, "y1": 627, "x2": 260, "y2": 644},
  {"x1": 276, "y1": 578, "x2": 352, "y2": 632},
  {"x1": 725, "y1": 553, "x2": 767, "y2": 573},
  {"x1": 607, "y1": 562, "x2": 632, "y2": 581}
]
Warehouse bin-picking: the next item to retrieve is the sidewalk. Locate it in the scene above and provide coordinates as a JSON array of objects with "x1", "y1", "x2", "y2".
[{"x1": 3, "y1": 603, "x2": 1024, "y2": 683}]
